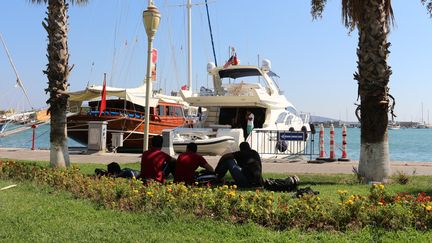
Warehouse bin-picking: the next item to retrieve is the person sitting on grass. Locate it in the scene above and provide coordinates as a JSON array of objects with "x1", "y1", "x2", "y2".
[
  {"x1": 95, "y1": 162, "x2": 140, "y2": 179},
  {"x1": 215, "y1": 142, "x2": 263, "y2": 188},
  {"x1": 140, "y1": 135, "x2": 175, "y2": 183},
  {"x1": 215, "y1": 141, "x2": 300, "y2": 190},
  {"x1": 174, "y1": 142, "x2": 214, "y2": 185}
]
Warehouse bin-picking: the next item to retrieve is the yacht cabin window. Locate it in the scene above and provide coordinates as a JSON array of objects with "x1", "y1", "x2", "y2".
[
  {"x1": 276, "y1": 112, "x2": 287, "y2": 124},
  {"x1": 285, "y1": 115, "x2": 294, "y2": 125}
]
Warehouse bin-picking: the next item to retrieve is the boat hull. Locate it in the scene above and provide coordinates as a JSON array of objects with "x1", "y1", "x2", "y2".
[
  {"x1": 173, "y1": 136, "x2": 236, "y2": 155},
  {"x1": 67, "y1": 114, "x2": 185, "y2": 152}
]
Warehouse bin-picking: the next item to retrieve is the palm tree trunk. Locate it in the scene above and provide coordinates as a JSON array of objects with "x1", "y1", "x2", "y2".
[
  {"x1": 44, "y1": 0, "x2": 70, "y2": 168},
  {"x1": 357, "y1": 0, "x2": 391, "y2": 182}
]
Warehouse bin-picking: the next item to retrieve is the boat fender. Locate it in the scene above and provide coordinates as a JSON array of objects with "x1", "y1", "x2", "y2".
[
  {"x1": 301, "y1": 126, "x2": 308, "y2": 141},
  {"x1": 309, "y1": 123, "x2": 316, "y2": 134}
]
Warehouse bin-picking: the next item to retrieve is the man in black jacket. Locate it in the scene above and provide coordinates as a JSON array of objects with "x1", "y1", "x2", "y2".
[
  {"x1": 215, "y1": 142, "x2": 263, "y2": 188},
  {"x1": 215, "y1": 142, "x2": 300, "y2": 190}
]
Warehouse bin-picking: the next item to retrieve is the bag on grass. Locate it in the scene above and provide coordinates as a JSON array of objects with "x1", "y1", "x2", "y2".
[
  {"x1": 263, "y1": 176, "x2": 300, "y2": 192},
  {"x1": 293, "y1": 187, "x2": 320, "y2": 198}
]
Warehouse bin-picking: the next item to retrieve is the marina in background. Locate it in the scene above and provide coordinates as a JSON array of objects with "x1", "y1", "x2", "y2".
[{"x1": 1, "y1": 124, "x2": 432, "y2": 162}]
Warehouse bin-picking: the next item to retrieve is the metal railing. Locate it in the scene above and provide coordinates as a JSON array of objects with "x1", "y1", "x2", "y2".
[{"x1": 247, "y1": 129, "x2": 317, "y2": 160}]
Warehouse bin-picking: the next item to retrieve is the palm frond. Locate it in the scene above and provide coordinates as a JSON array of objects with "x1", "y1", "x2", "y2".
[
  {"x1": 311, "y1": 0, "x2": 327, "y2": 20},
  {"x1": 421, "y1": 0, "x2": 432, "y2": 17},
  {"x1": 342, "y1": 0, "x2": 394, "y2": 31}
]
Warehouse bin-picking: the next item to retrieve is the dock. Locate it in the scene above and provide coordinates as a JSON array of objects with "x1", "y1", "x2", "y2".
[{"x1": 1, "y1": 148, "x2": 432, "y2": 175}]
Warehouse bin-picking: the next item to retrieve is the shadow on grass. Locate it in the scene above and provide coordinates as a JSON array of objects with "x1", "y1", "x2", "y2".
[{"x1": 297, "y1": 181, "x2": 339, "y2": 186}]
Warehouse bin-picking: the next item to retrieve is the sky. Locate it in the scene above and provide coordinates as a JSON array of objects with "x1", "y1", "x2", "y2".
[{"x1": 0, "y1": 0, "x2": 431, "y2": 122}]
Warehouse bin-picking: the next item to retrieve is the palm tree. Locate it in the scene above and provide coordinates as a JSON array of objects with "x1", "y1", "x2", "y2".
[
  {"x1": 30, "y1": 0, "x2": 88, "y2": 168},
  {"x1": 310, "y1": 0, "x2": 432, "y2": 182}
]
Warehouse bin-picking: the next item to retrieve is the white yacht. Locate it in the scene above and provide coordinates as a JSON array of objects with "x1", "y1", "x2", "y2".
[
  {"x1": 173, "y1": 59, "x2": 311, "y2": 157},
  {"x1": 388, "y1": 121, "x2": 401, "y2": 130}
]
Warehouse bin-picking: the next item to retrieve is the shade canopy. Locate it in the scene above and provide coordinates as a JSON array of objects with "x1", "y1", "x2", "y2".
[{"x1": 68, "y1": 85, "x2": 159, "y2": 108}]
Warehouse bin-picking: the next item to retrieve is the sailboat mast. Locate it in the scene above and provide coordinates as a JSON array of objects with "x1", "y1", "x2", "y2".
[
  {"x1": 422, "y1": 102, "x2": 424, "y2": 123},
  {"x1": 0, "y1": 32, "x2": 34, "y2": 110},
  {"x1": 187, "y1": 0, "x2": 192, "y2": 91}
]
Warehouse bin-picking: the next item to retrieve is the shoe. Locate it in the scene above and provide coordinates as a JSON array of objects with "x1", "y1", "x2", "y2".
[{"x1": 291, "y1": 175, "x2": 300, "y2": 185}]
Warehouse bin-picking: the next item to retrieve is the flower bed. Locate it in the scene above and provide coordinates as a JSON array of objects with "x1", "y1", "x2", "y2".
[{"x1": 1, "y1": 160, "x2": 432, "y2": 231}]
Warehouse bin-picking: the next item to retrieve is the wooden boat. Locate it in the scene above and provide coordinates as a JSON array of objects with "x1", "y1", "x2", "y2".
[{"x1": 67, "y1": 85, "x2": 191, "y2": 152}]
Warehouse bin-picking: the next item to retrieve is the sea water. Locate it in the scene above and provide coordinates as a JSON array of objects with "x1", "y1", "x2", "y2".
[
  {"x1": 321, "y1": 127, "x2": 432, "y2": 162},
  {"x1": 0, "y1": 124, "x2": 431, "y2": 162},
  {"x1": 0, "y1": 124, "x2": 83, "y2": 149}
]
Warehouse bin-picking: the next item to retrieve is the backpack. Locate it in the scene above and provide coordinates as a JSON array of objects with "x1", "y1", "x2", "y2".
[
  {"x1": 263, "y1": 176, "x2": 299, "y2": 192},
  {"x1": 118, "y1": 168, "x2": 140, "y2": 179}
]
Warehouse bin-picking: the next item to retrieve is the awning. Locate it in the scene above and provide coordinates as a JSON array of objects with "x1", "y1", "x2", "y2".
[{"x1": 67, "y1": 85, "x2": 159, "y2": 108}]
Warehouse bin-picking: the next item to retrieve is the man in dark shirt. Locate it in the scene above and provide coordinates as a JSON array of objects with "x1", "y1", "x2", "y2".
[
  {"x1": 140, "y1": 135, "x2": 174, "y2": 183},
  {"x1": 174, "y1": 142, "x2": 214, "y2": 185},
  {"x1": 215, "y1": 142, "x2": 263, "y2": 188}
]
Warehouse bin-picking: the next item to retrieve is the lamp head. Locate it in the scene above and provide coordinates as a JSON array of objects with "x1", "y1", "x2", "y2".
[{"x1": 143, "y1": 4, "x2": 161, "y2": 39}]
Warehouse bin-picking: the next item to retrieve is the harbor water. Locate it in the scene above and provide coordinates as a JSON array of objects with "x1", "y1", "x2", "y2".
[{"x1": 0, "y1": 124, "x2": 431, "y2": 162}]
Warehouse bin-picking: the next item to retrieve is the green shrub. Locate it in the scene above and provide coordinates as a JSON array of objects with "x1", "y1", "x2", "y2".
[{"x1": 2, "y1": 160, "x2": 432, "y2": 231}]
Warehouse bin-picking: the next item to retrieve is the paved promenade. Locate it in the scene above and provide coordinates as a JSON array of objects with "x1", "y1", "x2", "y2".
[{"x1": 1, "y1": 148, "x2": 432, "y2": 175}]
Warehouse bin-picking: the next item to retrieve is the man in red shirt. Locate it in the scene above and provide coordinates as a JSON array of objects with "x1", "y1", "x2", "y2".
[
  {"x1": 174, "y1": 142, "x2": 214, "y2": 185},
  {"x1": 140, "y1": 136, "x2": 174, "y2": 183}
]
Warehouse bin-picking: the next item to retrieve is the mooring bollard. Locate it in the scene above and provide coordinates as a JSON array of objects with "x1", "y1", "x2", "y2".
[
  {"x1": 316, "y1": 124, "x2": 326, "y2": 161},
  {"x1": 31, "y1": 124, "x2": 37, "y2": 150},
  {"x1": 338, "y1": 124, "x2": 350, "y2": 161},
  {"x1": 327, "y1": 124, "x2": 336, "y2": 162}
]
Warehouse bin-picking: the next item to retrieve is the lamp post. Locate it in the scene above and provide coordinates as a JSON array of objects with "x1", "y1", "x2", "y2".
[{"x1": 143, "y1": 1, "x2": 161, "y2": 151}]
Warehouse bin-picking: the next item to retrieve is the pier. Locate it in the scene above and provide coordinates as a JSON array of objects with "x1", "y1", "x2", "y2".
[{"x1": 1, "y1": 148, "x2": 432, "y2": 175}]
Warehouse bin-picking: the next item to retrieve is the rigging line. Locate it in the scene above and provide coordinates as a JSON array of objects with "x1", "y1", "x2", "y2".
[
  {"x1": 2, "y1": 86, "x2": 16, "y2": 109},
  {"x1": 0, "y1": 32, "x2": 34, "y2": 110},
  {"x1": 87, "y1": 62, "x2": 95, "y2": 87},
  {"x1": 109, "y1": 0, "x2": 122, "y2": 86},
  {"x1": 122, "y1": 16, "x2": 142, "y2": 84},
  {"x1": 213, "y1": 3, "x2": 222, "y2": 65},
  {"x1": 166, "y1": 2, "x2": 181, "y2": 88},
  {"x1": 123, "y1": 36, "x2": 140, "y2": 85},
  {"x1": 205, "y1": 0, "x2": 217, "y2": 66},
  {"x1": 198, "y1": 8, "x2": 211, "y2": 61},
  {"x1": 116, "y1": 0, "x2": 134, "y2": 83},
  {"x1": 121, "y1": 21, "x2": 143, "y2": 85},
  {"x1": 123, "y1": 1, "x2": 149, "y2": 86},
  {"x1": 182, "y1": 1, "x2": 188, "y2": 86}
]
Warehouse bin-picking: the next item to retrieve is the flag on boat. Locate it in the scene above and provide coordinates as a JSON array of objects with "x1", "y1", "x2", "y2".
[
  {"x1": 98, "y1": 74, "x2": 107, "y2": 117},
  {"x1": 181, "y1": 85, "x2": 188, "y2": 90},
  {"x1": 223, "y1": 47, "x2": 239, "y2": 68},
  {"x1": 151, "y1": 48, "x2": 158, "y2": 81}
]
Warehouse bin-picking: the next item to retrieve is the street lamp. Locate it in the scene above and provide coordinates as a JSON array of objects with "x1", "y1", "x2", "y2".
[{"x1": 143, "y1": 1, "x2": 161, "y2": 151}]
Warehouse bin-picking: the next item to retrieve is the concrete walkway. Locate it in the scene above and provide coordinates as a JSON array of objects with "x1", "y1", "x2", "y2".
[{"x1": 1, "y1": 148, "x2": 432, "y2": 175}]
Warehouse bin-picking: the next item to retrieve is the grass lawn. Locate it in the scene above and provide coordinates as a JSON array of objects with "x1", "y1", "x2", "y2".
[{"x1": 1, "y1": 161, "x2": 432, "y2": 242}]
